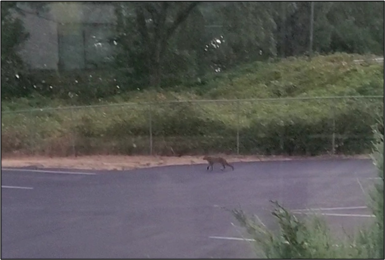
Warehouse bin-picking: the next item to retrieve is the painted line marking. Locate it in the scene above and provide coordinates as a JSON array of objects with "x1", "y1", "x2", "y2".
[
  {"x1": 209, "y1": 236, "x2": 255, "y2": 242},
  {"x1": 2, "y1": 185, "x2": 33, "y2": 190},
  {"x1": 293, "y1": 212, "x2": 375, "y2": 218},
  {"x1": 291, "y1": 206, "x2": 367, "y2": 212},
  {"x1": 356, "y1": 178, "x2": 367, "y2": 196},
  {"x1": 209, "y1": 236, "x2": 355, "y2": 248},
  {"x1": 2, "y1": 168, "x2": 96, "y2": 175},
  {"x1": 208, "y1": 236, "x2": 347, "y2": 247}
]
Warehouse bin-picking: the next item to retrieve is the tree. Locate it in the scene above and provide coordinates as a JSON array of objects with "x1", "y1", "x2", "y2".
[
  {"x1": 276, "y1": 2, "x2": 384, "y2": 57},
  {"x1": 1, "y1": 2, "x2": 31, "y2": 99},
  {"x1": 199, "y1": 2, "x2": 278, "y2": 71},
  {"x1": 327, "y1": 2, "x2": 383, "y2": 55},
  {"x1": 115, "y1": 2, "x2": 201, "y2": 87}
]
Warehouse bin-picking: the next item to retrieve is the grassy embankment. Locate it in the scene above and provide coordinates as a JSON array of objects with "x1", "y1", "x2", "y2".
[{"x1": 2, "y1": 53, "x2": 383, "y2": 157}]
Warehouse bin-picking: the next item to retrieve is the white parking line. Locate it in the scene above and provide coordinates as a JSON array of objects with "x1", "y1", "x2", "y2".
[
  {"x1": 209, "y1": 236, "x2": 255, "y2": 242},
  {"x1": 294, "y1": 212, "x2": 375, "y2": 218},
  {"x1": 2, "y1": 185, "x2": 33, "y2": 190},
  {"x1": 2, "y1": 168, "x2": 96, "y2": 175},
  {"x1": 356, "y1": 178, "x2": 367, "y2": 196},
  {"x1": 291, "y1": 206, "x2": 367, "y2": 212},
  {"x1": 209, "y1": 235, "x2": 346, "y2": 248}
]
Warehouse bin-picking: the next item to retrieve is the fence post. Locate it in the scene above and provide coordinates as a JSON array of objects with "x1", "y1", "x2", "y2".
[
  {"x1": 332, "y1": 106, "x2": 336, "y2": 154},
  {"x1": 149, "y1": 103, "x2": 153, "y2": 156},
  {"x1": 236, "y1": 100, "x2": 240, "y2": 155},
  {"x1": 30, "y1": 110, "x2": 35, "y2": 154},
  {"x1": 280, "y1": 101, "x2": 285, "y2": 153},
  {"x1": 70, "y1": 106, "x2": 77, "y2": 157},
  {"x1": 280, "y1": 127, "x2": 284, "y2": 153}
]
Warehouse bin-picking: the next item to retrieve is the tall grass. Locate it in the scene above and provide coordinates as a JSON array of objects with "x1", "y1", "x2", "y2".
[{"x1": 231, "y1": 122, "x2": 384, "y2": 258}]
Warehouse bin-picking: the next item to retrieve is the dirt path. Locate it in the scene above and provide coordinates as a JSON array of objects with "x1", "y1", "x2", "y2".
[{"x1": 1, "y1": 154, "x2": 370, "y2": 171}]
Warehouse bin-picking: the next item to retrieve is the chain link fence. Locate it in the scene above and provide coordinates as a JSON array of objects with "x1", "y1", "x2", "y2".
[{"x1": 2, "y1": 96, "x2": 383, "y2": 157}]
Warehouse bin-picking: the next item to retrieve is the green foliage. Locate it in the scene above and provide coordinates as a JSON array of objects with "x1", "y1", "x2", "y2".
[
  {"x1": 327, "y1": 2, "x2": 383, "y2": 55},
  {"x1": 2, "y1": 97, "x2": 382, "y2": 157},
  {"x1": 1, "y1": 2, "x2": 34, "y2": 99},
  {"x1": 201, "y1": 53, "x2": 383, "y2": 99},
  {"x1": 231, "y1": 201, "x2": 346, "y2": 258},
  {"x1": 29, "y1": 69, "x2": 125, "y2": 104},
  {"x1": 366, "y1": 119, "x2": 384, "y2": 258}
]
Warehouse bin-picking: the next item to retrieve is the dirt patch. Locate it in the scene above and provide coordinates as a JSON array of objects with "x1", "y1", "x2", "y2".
[{"x1": 1, "y1": 154, "x2": 370, "y2": 171}]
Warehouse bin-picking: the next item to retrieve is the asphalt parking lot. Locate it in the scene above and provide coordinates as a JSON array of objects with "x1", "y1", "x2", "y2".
[{"x1": 2, "y1": 158, "x2": 378, "y2": 258}]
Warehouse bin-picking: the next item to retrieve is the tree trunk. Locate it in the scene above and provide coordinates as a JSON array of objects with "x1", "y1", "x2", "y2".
[
  {"x1": 149, "y1": 60, "x2": 161, "y2": 87},
  {"x1": 149, "y1": 41, "x2": 162, "y2": 87}
]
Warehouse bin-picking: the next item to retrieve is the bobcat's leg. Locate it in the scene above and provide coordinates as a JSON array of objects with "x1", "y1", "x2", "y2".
[{"x1": 221, "y1": 163, "x2": 226, "y2": 171}]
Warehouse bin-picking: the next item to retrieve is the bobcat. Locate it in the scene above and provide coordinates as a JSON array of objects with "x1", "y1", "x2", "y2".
[{"x1": 203, "y1": 156, "x2": 234, "y2": 171}]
